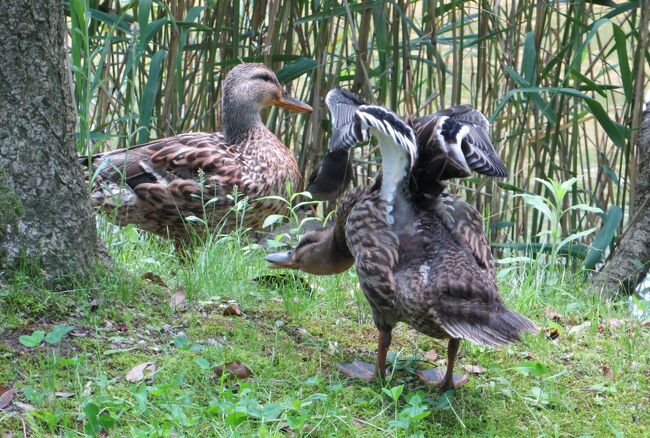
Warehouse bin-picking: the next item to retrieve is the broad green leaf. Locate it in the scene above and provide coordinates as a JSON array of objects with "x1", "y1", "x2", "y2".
[
  {"x1": 195, "y1": 357, "x2": 211, "y2": 370},
  {"x1": 262, "y1": 214, "x2": 285, "y2": 228},
  {"x1": 276, "y1": 57, "x2": 317, "y2": 84},
  {"x1": 137, "y1": 49, "x2": 167, "y2": 144},
  {"x1": 557, "y1": 227, "x2": 597, "y2": 249},
  {"x1": 513, "y1": 361, "x2": 551, "y2": 376},
  {"x1": 19, "y1": 330, "x2": 45, "y2": 348},
  {"x1": 45, "y1": 325, "x2": 75, "y2": 345},
  {"x1": 584, "y1": 205, "x2": 623, "y2": 270},
  {"x1": 569, "y1": 204, "x2": 603, "y2": 214},
  {"x1": 520, "y1": 194, "x2": 554, "y2": 224},
  {"x1": 522, "y1": 31, "x2": 536, "y2": 85}
]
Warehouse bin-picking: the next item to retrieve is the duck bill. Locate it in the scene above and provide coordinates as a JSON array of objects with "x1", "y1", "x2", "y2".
[
  {"x1": 273, "y1": 91, "x2": 312, "y2": 113},
  {"x1": 265, "y1": 251, "x2": 298, "y2": 269}
]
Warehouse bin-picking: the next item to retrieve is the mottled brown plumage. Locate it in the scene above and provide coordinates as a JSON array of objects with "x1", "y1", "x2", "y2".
[
  {"x1": 84, "y1": 63, "x2": 311, "y2": 240},
  {"x1": 267, "y1": 89, "x2": 537, "y2": 390}
]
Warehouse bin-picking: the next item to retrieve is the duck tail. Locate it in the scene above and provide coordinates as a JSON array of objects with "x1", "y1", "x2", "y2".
[{"x1": 441, "y1": 307, "x2": 539, "y2": 347}]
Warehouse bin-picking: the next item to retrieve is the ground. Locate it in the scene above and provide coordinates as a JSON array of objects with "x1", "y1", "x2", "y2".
[{"x1": 0, "y1": 223, "x2": 648, "y2": 437}]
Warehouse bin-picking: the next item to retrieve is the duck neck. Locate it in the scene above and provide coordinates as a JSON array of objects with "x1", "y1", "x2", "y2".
[
  {"x1": 221, "y1": 95, "x2": 266, "y2": 143},
  {"x1": 378, "y1": 139, "x2": 411, "y2": 224}
]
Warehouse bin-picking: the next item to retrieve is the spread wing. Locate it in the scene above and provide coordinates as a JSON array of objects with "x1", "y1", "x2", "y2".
[
  {"x1": 325, "y1": 87, "x2": 368, "y2": 151},
  {"x1": 411, "y1": 105, "x2": 508, "y2": 179}
]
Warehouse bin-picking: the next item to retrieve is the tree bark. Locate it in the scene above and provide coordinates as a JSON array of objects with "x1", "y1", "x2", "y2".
[
  {"x1": 592, "y1": 100, "x2": 650, "y2": 298},
  {"x1": 0, "y1": 0, "x2": 97, "y2": 286}
]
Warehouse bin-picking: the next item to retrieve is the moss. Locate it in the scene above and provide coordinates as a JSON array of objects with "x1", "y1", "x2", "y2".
[{"x1": 0, "y1": 169, "x2": 23, "y2": 234}]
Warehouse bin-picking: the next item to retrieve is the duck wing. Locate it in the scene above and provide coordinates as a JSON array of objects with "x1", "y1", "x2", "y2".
[
  {"x1": 432, "y1": 194, "x2": 494, "y2": 272},
  {"x1": 325, "y1": 87, "x2": 368, "y2": 151},
  {"x1": 306, "y1": 149, "x2": 353, "y2": 202},
  {"x1": 411, "y1": 105, "x2": 508, "y2": 179},
  {"x1": 397, "y1": 214, "x2": 538, "y2": 347},
  {"x1": 86, "y1": 132, "x2": 243, "y2": 215}
]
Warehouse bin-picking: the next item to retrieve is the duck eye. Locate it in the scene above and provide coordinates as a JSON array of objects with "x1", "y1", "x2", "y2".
[{"x1": 254, "y1": 73, "x2": 275, "y2": 83}]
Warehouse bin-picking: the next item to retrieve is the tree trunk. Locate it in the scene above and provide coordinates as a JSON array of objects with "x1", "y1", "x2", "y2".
[
  {"x1": 592, "y1": 99, "x2": 650, "y2": 298},
  {"x1": 0, "y1": 1, "x2": 97, "y2": 286}
]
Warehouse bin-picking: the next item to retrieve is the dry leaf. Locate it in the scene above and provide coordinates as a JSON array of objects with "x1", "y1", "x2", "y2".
[
  {"x1": 214, "y1": 361, "x2": 253, "y2": 379},
  {"x1": 172, "y1": 288, "x2": 186, "y2": 309},
  {"x1": 545, "y1": 327, "x2": 561, "y2": 340},
  {"x1": 0, "y1": 386, "x2": 15, "y2": 409},
  {"x1": 125, "y1": 362, "x2": 156, "y2": 383},
  {"x1": 222, "y1": 304, "x2": 242, "y2": 316},
  {"x1": 605, "y1": 318, "x2": 624, "y2": 329},
  {"x1": 55, "y1": 391, "x2": 75, "y2": 398},
  {"x1": 463, "y1": 364, "x2": 486, "y2": 374},
  {"x1": 567, "y1": 321, "x2": 591, "y2": 335},
  {"x1": 143, "y1": 272, "x2": 167, "y2": 287},
  {"x1": 425, "y1": 349, "x2": 438, "y2": 362},
  {"x1": 642, "y1": 320, "x2": 650, "y2": 328},
  {"x1": 544, "y1": 307, "x2": 563, "y2": 322},
  {"x1": 603, "y1": 365, "x2": 614, "y2": 380}
]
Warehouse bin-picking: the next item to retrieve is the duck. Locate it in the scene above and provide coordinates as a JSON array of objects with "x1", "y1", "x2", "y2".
[
  {"x1": 83, "y1": 63, "x2": 312, "y2": 241},
  {"x1": 266, "y1": 88, "x2": 537, "y2": 390}
]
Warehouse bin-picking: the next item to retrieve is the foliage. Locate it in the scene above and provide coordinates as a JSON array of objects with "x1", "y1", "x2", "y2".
[
  {"x1": 67, "y1": 0, "x2": 648, "y2": 258},
  {"x1": 1, "y1": 223, "x2": 649, "y2": 435}
]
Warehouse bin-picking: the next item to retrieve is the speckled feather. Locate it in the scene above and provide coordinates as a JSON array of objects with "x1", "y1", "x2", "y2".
[
  {"x1": 87, "y1": 128, "x2": 299, "y2": 239},
  {"x1": 324, "y1": 93, "x2": 537, "y2": 346}
]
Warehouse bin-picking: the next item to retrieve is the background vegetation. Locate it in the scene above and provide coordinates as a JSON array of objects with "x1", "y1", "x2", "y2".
[{"x1": 71, "y1": 0, "x2": 647, "y2": 264}]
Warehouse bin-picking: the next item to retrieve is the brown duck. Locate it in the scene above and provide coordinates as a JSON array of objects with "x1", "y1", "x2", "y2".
[
  {"x1": 84, "y1": 63, "x2": 312, "y2": 240},
  {"x1": 266, "y1": 88, "x2": 537, "y2": 390}
]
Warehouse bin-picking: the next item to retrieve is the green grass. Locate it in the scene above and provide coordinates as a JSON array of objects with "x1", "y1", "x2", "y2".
[{"x1": 0, "y1": 224, "x2": 648, "y2": 437}]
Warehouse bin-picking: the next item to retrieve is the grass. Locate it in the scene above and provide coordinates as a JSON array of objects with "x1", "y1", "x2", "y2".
[{"x1": 0, "y1": 222, "x2": 649, "y2": 436}]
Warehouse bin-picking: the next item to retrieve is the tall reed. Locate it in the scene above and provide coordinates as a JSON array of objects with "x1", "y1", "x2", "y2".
[{"x1": 68, "y1": 0, "x2": 647, "y2": 259}]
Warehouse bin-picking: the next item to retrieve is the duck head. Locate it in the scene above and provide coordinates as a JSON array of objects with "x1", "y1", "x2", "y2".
[
  {"x1": 222, "y1": 63, "x2": 312, "y2": 140},
  {"x1": 265, "y1": 227, "x2": 353, "y2": 275}
]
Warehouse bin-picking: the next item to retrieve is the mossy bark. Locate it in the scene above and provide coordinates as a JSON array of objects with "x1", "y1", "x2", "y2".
[{"x1": 0, "y1": 1, "x2": 97, "y2": 286}]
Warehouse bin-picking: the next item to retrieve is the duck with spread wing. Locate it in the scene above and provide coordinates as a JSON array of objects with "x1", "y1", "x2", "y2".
[{"x1": 266, "y1": 89, "x2": 537, "y2": 390}]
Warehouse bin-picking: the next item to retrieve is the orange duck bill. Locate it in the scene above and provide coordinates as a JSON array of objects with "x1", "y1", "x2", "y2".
[{"x1": 273, "y1": 91, "x2": 312, "y2": 112}]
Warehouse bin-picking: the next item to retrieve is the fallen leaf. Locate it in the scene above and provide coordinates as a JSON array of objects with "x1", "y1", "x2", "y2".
[
  {"x1": 603, "y1": 365, "x2": 614, "y2": 380},
  {"x1": 0, "y1": 386, "x2": 15, "y2": 409},
  {"x1": 425, "y1": 349, "x2": 438, "y2": 362},
  {"x1": 222, "y1": 304, "x2": 242, "y2": 316},
  {"x1": 143, "y1": 272, "x2": 167, "y2": 287},
  {"x1": 545, "y1": 327, "x2": 560, "y2": 340},
  {"x1": 605, "y1": 318, "x2": 624, "y2": 329},
  {"x1": 89, "y1": 299, "x2": 99, "y2": 312},
  {"x1": 125, "y1": 362, "x2": 156, "y2": 383},
  {"x1": 13, "y1": 402, "x2": 34, "y2": 412},
  {"x1": 54, "y1": 392, "x2": 75, "y2": 398},
  {"x1": 544, "y1": 307, "x2": 563, "y2": 322},
  {"x1": 642, "y1": 320, "x2": 650, "y2": 328},
  {"x1": 567, "y1": 321, "x2": 591, "y2": 336},
  {"x1": 171, "y1": 288, "x2": 186, "y2": 309},
  {"x1": 463, "y1": 364, "x2": 486, "y2": 374},
  {"x1": 214, "y1": 361, "x2": 253, "y2": 379}
]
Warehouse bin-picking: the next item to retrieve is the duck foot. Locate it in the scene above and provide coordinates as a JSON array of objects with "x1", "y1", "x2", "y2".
[
  {"x1": 337, "y1": 360, "x2": 387, "y2": 382},
  {"x1": 416, "y1": 368, "x2": 469, "y2": 390}
]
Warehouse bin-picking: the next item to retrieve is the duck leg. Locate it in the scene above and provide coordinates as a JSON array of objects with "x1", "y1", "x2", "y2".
[
  {"x1": 337, "y1": 330, "x2": 392, "y2": 382},
  {"x1": 416, "y1": 338, "x2": 469, "y2": 390}
]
